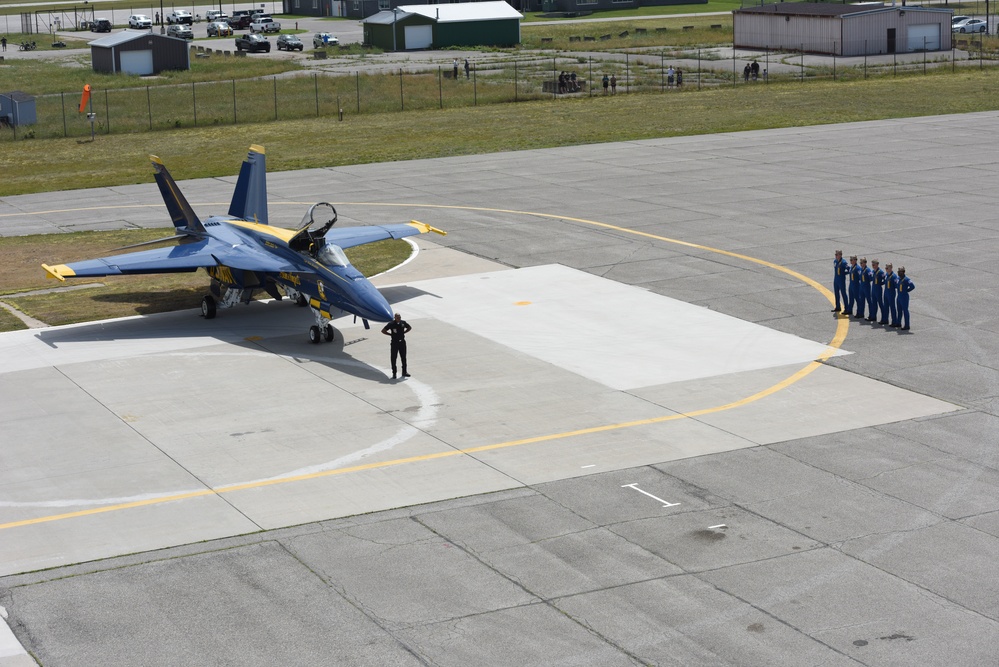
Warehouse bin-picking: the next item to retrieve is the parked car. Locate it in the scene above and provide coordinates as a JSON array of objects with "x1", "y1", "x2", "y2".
[
  {"x1": 953, "y1": 18, "x2": 987, "y2": 33},
  {"x1": 250, "y1": 16, "x2": 281, "y2": 33},
  {"x1": 276, "y1": 34, "x2": 304, "y2": 51},
  {"x1": 313, "y1": 32, "x2": 339, "y2": 48},
  {"x1": 128, "y1": 14, "x2": 152, "y2": 29},
  {"x1": 167, "y1": 23, "x2": 193, "y2": 39},
  {"x1": 90, "y1": 18, "x2": 112, "y2": 32},
  {"x1": 235, "y1": 33, "x2": 271, "y2": 53},
  {"x1": 951, "y1": 15, "x2": 970, "y2": 25},
  {"x1": 206, "y1": 21, "x2": 233, "y2": 37},
  {"x1": 227, "y1": 14, "x2": 253, "y2": 30},
  {"x1": 167, "y1": 10, "x2": 193, "y2": 25},
  {"x1": 205, "y1": 9, "x2": 228, "y2": 22}
]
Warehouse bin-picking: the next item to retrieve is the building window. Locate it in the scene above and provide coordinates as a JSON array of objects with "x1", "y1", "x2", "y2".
[
  {"x1": 294, "y1": 0, "x2": 300, "y2": 7},
  {"x1": 577, "y1": 0, "x2": 597, "y2": 4},
  {"x1": 378, "y1": 0, "x2": 389, "y2": 8},
  {"x1": 353, "y1": 0, "x2": 360, "y2": 10},
  {"x1": 312, "y1": 0, "x2": 318, "y2": 7}
]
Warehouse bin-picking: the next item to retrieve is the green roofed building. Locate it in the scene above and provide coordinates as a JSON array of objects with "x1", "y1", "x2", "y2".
[{"x1": 362, "y1": 1, "x2": 522, "y2": 51}]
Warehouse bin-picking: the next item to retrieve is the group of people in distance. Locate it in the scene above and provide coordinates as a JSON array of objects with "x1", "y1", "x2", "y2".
[
  {"x1": 832, "y1": 250, "x2": 915, "y2": 330},
  {"x1": 666, "y1": 65, "x2": 683, "y2": 88},
  {"x1": 558, "y1": 71, "x2": 581, "y2": 94}
]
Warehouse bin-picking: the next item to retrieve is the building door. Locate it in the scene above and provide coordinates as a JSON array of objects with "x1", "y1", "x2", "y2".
[
  {"x1": 120, "y1": 50, "x2": 154, "y2": 75},
  {"x1": 403, "y1": 24, "x2": 432, "y2": 50},
  {"x1": 887, "y1": 28, "x2": 896, "y2": 54}
]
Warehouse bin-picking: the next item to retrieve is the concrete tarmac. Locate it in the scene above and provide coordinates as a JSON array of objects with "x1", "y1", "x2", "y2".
[{"x1": 2, "y1": 112, "x2": 999, "y2": 666}]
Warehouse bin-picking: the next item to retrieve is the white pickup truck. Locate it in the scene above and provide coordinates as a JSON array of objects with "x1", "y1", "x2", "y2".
[{"x1": 249, "y1": 15, "x2": 281, "y2": 33}]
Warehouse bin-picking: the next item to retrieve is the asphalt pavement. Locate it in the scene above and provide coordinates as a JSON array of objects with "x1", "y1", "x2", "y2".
[{"x1": 1, "y1": 112, "x2": 999, "y2": 666}]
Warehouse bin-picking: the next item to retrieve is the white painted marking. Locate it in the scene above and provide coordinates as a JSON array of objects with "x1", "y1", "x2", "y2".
[
  {"x1": 581, "y1": 464, "x2": 596, "y2": 469},
  {"x1": 709, "y1": 524, "x2": 727, "y2": 529},
  {"x1": 621, "y1": 483, "x2": 681, "y2": 508}
]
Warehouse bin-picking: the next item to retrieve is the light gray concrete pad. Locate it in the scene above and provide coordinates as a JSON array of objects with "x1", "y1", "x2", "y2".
[{"x1": 4, "y1": 112, "x2": 999, "y2": 665}]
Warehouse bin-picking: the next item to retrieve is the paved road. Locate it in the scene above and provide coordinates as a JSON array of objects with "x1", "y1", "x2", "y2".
[{"x1": 1, "y1": 112, "x2": 999, "y2": 666}]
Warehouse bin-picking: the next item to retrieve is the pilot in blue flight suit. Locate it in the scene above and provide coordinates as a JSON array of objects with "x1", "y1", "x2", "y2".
[
  {"x1": 883, "y1": 263, "x2": 898, "y2": 327},
  {"x1": 832, "y1": 250, "x2": 849, "y2": 314},
  {"x1": 857, "y1": 257, "x2": 871, "y2": 320},
  {"x1": 896, "y1": 267, "x2": 915, "y2": 330},
  {"x1": 869, "y1": 259, "x2": 886, "y2": 323},
  {"x1": 847, "y1": 255, "x2": 860, "y2": 317}
]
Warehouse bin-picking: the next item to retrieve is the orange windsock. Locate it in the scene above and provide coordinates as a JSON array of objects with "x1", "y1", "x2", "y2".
[{"x1": 78, "y1": 84, "x2": 91, "y2": 113}]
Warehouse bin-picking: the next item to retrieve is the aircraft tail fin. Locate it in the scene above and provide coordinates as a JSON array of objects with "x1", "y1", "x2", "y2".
[
  {"x1": 150, "y1": 155, "x2": 206, "y2": 235},
  {"x1": 228, "y1": 145, "x2": 269, "y2": 225}
]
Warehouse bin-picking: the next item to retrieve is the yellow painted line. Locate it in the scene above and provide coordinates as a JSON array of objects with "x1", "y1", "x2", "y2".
[{"x1": 0, "y1": 202, "x2": 850, "y2": 533}]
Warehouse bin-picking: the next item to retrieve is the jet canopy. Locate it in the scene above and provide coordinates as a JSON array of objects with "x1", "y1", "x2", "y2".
[{"x1": 317, "y1": 242, "x2": 348, "y2": 268}]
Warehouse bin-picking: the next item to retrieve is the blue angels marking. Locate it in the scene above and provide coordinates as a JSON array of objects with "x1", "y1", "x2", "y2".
[{"x1": 42, "y1": 145, "x2": 446, "y2": 344}]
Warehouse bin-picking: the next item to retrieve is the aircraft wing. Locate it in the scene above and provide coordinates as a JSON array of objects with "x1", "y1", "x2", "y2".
[
  {"x1": 326, "y1": 221, "x2": 446, "y2": 250},
  {"x1": 43, "y1": 237, "x2": 299, "y2": 281}
]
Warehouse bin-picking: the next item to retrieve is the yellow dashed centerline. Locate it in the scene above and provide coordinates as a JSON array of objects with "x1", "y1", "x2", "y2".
[{"x1": 0, "y1": 202, "x2": 849, "y2": 532}]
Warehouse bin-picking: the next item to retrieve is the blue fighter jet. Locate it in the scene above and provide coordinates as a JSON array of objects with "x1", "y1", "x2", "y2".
[{"x1": 42, "y1": 145, "x2": 446, "y2": 343}]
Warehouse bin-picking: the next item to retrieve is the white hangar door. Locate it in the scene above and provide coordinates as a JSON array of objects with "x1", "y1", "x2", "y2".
[
  {"x1": 907, "y1": 24, "x2": 940, "y2": 51},
  {"x1": 404, "y1": 25, "x2": 432, "y2": 50},
  {"x1": 120, "y1": 50, "x2": 154, "y2": 75}
]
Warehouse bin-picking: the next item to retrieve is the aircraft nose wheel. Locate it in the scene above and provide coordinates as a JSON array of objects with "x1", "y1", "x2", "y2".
[
  {"x1": 324, "y1": 324, "x2": 335, "y2": 342},
  {"x1": 201, "y1": 295, "x2": 217, "y2": 319},
  {"x1": 309, "y1": 325, "x2": 321, "y2": 344}
]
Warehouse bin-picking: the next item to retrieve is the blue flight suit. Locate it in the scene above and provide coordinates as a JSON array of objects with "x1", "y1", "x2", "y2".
[
  {"x1": 858, "y1": 265, "x2": 872, "y2": 319},
  {"x1": 833, "y1": 257, "x2": 849, "y2": 312},
  {"x1": 897, "y1": 275, "x2": 915, "y2": 329},
  {"x1": 870, "y1": 267, "x2": 886, "y2": 323},
  {"x1": 884, "y1": 271, "x2": 899, "y2": 326},
  {"x1": 848, "y1": 262, "x2": 861, "y2": 316}
]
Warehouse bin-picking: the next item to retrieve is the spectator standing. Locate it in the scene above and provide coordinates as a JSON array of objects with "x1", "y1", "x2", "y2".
[
  {"x1": 667, "y1": 65, "x2": 675, "y2": 88},
  {"x1": 743, "y1": 63, "x2": 751, "y2": 82},
  {"x1": 1, "y1": 36, "x2": 7, "y2": 52},
  {"x1": 602, "y1": 73, "x2": 609, "y2": 94},
  {"x1": 453, "y1": 58, "x2": 459, "y2": 80},
  {"x1": 676, "y1": 69, "x2": 683, "y2": 88},
  {"x1": 464, "y1": 58, "x2": 470, "y2": 79},
  {"x1": 610, "y1": 74, "x2": 617, "y2": 94}
]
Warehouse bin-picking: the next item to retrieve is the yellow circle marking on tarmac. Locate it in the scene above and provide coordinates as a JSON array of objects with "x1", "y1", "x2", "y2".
[
  {"x1": 514, "y1": 301, "x2": 532, "y2": 306},
  {"x1": 0, "y1": 202, "x2": 850, "y2": 532}
]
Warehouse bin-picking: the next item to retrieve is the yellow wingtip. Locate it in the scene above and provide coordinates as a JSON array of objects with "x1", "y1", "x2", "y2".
[
  {"x1": 408, "y1": 220, "x2": 447, "y2": 236},
  {"x1": 42, "y1": 263, "x2": 72, "y2": 282},
  {"x1": 149, "y1": 154, "x2": 163, "y2": 165},
  {"x1": 249, "y1": 144, "x2": 265, "y2": 154}
]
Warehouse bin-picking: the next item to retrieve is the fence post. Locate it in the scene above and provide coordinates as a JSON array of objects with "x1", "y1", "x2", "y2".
[
  {"x1": 515, "y1": 60, "x2": 518, "y2": 103},
  {"x1": 765, "y1": 47, "x2": 768, "y2": 84},
  {"x1": 800, "y1": 44, "x2": 804, "y2": 81},
  {"x1": 732, "y1": 47, "x2": 736, "y2": 86},
  {"x1": 833, "y1": 42, "x2": 836, "y2": 80},
  {"x1": 399, "y1": 68, "x2": 403, "y2": 111},
  {"x1": 314, "y1": 73, "x2": 318, "y2": 117},
  {"x1": 439, "y1": 66, "x2": 443, "y2": 108},
  {"x1": 473, "y1": 63, "x2": 477, "y2": 105},
  {"x1": 893, "y1": 50, "x2": 896, "y2": 76},
  {"x1": 104, "y1": 88, "x2": 110, "y2": 134},
  {"x1": 273, "y1": 76, "x2": 278, "y2": 120},
  {"x1": 864, "y1": 41, "x2": 868, "y2": 79},
  {"x1": 232, "y1": 78, "x2": 236, "y2": 124},
  {"x1": 146, "y1": 85, "x2": 151, "y2": 130},
  {"x1": 192, "y1": 80, "x2": 197, "y2": 126},
  {"x1": 356, "y1": 72, "x2": 360, "y2": 114},
  {"x1": 698, "y1": 49, "x2": 701, "y2": 90},
  {"x1": 552, "y1": 57, "x2": 556, "y2": 99},
  {"x1": 980, "y1": 33, "x2": 984, "y2": 69},
  {"x1": 661, "y1": 52, "x2": 664, "y2": 92},
  {"x1": 588, "y1": 56, "x2": 592, "y2": 98},
  {"x1": 625, "y1": 52, "x2": 629, "y2": 94}
]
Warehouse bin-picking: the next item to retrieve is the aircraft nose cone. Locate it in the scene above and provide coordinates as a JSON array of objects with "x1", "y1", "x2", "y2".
[{"x1": 358, "y1": 282, "x2": 394, "y2": 322}]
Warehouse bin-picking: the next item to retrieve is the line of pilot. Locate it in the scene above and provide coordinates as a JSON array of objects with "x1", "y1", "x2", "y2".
[{"x1": 833, "y1": 250, "x2": 915, "y2": 330}]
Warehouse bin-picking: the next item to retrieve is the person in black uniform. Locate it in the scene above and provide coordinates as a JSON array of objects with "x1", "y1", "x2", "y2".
[{"x1": 381, "y1": 313, "x2": 412, "y2": 379}]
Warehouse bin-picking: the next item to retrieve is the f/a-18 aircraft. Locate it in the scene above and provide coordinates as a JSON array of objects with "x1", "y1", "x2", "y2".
[{"x1": 42, "y1": 145, "x2": 445, "y2": 343}]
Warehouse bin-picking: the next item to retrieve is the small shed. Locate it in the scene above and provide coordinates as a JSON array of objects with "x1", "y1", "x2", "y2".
[
  {"x1": 363, "y1": 1, "x2": 521, "y2": 51},
  {"x1": 89, "y1": 30, "x2": 190, "y2": 75},
  {"x1": 0, "y1": 91, "x2": 36, "y2": 127},
  {"x1": 734, "y1": 3, "x2": 952, "y2": 56}
]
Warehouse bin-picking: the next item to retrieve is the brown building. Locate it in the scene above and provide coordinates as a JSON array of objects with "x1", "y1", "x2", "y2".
[{"x1": 734, "y1": 3, "x2": 952, "y2": 56}]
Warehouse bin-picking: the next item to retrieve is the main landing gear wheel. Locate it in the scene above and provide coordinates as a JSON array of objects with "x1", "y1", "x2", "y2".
[
  {"x1": 324, "y1": 324, "x2": 335, "y2": 342},
  {"x1": 201, "y1": 295, "x2": 217, "y2": 319},
  {"x1": 309, "y1": 325, "x2": 321, "y2": 344},
  {"x1": 295, "y1": 294, "x2": 307, "y2": 307}
]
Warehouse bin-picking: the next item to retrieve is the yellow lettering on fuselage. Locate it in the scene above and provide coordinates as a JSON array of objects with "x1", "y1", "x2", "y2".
[
  {"x1": 279, "y1": 272, "x2": 301, "y2": 286},
  {"x1": 207, "y1": 265, "x2": 235, "y2": 284}
]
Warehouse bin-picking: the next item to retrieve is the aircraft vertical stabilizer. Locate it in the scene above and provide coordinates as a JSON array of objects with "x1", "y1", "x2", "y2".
[
  {"x1": 150, "y1": 155, "x2": 206, "y2": 234},
  {"x1": 228, "y1": 145, "x2": 269, "y2": 225}
]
